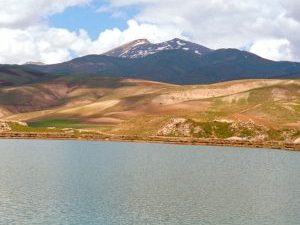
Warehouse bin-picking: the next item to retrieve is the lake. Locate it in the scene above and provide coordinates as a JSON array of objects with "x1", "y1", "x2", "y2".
[{"x1": 0, "y1": 140, "x2": 299, "y2": 225}]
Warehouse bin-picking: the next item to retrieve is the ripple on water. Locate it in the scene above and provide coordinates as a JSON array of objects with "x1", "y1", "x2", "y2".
[{"x1": 0, "y1": 140, "x2": 299, "y2": 225}]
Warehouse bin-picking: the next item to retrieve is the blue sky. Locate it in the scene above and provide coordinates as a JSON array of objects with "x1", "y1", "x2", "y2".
[{"x1": 48, "y1": 1, "x2": 137, "y2": 39}]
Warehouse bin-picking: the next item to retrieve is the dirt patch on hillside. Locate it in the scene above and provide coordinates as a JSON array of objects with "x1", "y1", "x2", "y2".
[
  {"x1": 0, "y1": 107, "x2": 12, "y2": 118},
  {"x1": 122, "y1": 78, "x2": 175, "y2": 87},
  {"x1": 103, "y1": 111, "x2": 140, "y2": 119},
  {"x1": 59, "y1": 100, "x2": 120, "y2": 116},
  {"x1": 143, "y1": 101, "x2": 211, "y2": 114},
  {"x1": 271, "y1": 88, "x2": 292, "y2": 101},
  {"x1": 153, "y1": 80, "x2": 283, "y2": 105},
  {"x1": 285, "y1": 121, "x2": 300, "y2": 129},
  {"x1": 231, "y1": 113, "x2": 277, "y2": 128}
]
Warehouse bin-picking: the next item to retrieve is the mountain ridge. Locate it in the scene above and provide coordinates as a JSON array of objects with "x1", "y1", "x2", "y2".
[
  {"x1": 24, "y1": 48, "x2": 300, "y2": 85},
  {"x1": 104, "y1": 38, "x2": 213, "y2": 59},
  {"x1": 2, "y1": 38, "x2": 300, "y2": 85}
]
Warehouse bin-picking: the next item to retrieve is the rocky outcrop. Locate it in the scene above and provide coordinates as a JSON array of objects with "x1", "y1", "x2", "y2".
[
  {"x1": 157, "y1": 118, "x2": 192, "y2": 137},
  {"x1": 0, "y1": 121, "x2": 11, "y2": 132},
  {"x1": 0, "y1": 120, "x2": 28, "y2": 133},
  {"x1": 157, "y1": 117, "x2": 299, "y2": 141}
]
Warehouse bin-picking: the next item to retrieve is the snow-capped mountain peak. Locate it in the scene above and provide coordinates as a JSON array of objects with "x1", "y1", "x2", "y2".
[
  {"x1": 130, "y1": 39, "x2": 150, "y2": 47},
  {"x1": 104, "y1": 38, "x2": 212, "y2": 58}
]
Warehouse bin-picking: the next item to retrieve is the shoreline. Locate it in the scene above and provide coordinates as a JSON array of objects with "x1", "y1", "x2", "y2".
[{"x1": 0, "y1": 132, "x2": 299, "y2": 151}]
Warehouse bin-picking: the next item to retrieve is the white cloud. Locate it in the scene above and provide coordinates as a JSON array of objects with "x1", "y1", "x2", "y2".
[
  {"x1": 249, "y1": 39, "x2": 293, "y2": 61},
  {"x1": 0, "y1": 19, "x2": 179, "y2": 64},
  {"x1": 102, "y1": 0, "x2": 300, "y2": 61},
  {"x1": 0, "y1": 0, "x2": 93, "y2": 64},
  {"x1": 0, "y1": 0, "x2": 183, "y2": 64},
  {"x1": 1, "y1": 0, "x2": 300, "y2": 63},
  {"x1": 83, "y1": 20, "x2": 184, "y2": 55},
  {"x1": 0, "y1": 0, "x2": 90, "y2": 28},
  {"x1": 0, "y1": 26, "x2": 81, "y2": 64}
]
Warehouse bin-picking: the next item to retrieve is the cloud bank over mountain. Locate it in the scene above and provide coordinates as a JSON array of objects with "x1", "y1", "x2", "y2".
[
  {"x1": 0, "y1": 0, "x2": 299, "y2": 64},
  {"x1": 104, "y1": 0, "x2": 300, "y2": 61}
]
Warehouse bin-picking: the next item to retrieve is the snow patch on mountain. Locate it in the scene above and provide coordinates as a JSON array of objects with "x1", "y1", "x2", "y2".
[
  {"x1": 104, "y1": 38, "x2": 213, "y2": 59},
  {"x1": 176, "y1": 40, "x2": 186, "y2": 46}
]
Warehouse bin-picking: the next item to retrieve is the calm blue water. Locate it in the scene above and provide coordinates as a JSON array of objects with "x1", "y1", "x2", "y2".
[{"x1": 0, "y1": 140, "x2": 299, "y2": 225}]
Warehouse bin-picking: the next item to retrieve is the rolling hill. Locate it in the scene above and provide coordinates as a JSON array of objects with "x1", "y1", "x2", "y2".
[
  {"x1": 0, "y1": 65, "x2": 52, "y2": 86},
  {"x1": 0, "y1": 75, "x2": 299, "y2": 142}
]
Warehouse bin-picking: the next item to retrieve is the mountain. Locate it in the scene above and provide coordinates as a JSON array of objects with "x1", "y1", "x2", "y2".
[
  {"x1": 188, "y1": 48, "x2": 300, "y2": 83},
  {"x1": 0, "y1": 65, "x2": 51, "y2": 86},
  {"x1": 104, "y1": 38, "x2": 213, "y2": 58},
  {"x1": 26, "y1": 50, "x2": 205, "y2": 84},
  {"x1": 25, "y1": 38, "x2": 300, "y2": 84},
  {"x1": 24, "y1": 62, "x2": 46, "y2": 66}
]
